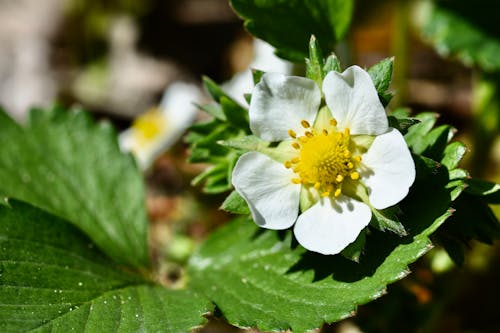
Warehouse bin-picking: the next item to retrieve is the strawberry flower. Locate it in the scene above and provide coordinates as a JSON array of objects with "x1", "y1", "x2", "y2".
[{"x1": 232, "y1": 66, "x2": 415, "y2": 255}]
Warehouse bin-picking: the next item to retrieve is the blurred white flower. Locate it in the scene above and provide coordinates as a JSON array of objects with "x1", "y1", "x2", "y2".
[
  {"x1": 222, "y1": 39, "x2": 293, "y2": 105},
  {"x1": 119, "y1": 82, "x2": 201, "y2": 169},
  {"x1": 232, "y1": 66, "x2": 415, "y2": 255}
]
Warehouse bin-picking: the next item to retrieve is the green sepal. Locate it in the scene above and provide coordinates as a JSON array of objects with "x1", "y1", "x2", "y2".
[
  {"x1": 306, "y1": 35, "x2": 325, "y2": 86},
  {"x1": 340, "y1": 229, "x2": 366, "y2": 262},
  {"x1": 323, "y1": 53, "x2": 342, "y2": 74},
  {"x1": 252, "y1": 68, "x2": 265, "y2": 85},
  {"x1": 221, "y1": 190, "x2": 251, "y2": 215},
  {"x1": 370, "y1": 206, "x2": 407, "y2": 237},
  {"x1": 219, "y1": 135, "x2": 270, "y2": 152}
]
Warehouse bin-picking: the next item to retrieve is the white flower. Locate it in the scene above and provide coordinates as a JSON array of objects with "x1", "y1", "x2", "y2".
[
  {"x1": 232, "y1": 66, "x2": 415, "y2": 255},
  {"x1": 119, "y1": 82, "x2": 201, "y2": 169}
]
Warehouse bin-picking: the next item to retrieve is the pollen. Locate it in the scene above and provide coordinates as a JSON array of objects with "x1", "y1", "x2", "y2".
[
  {"x1": 285, "y1": 120, "x2": 363, "y2": 198},
  {"x1": 288, "y1": 129, "x2": 297, "y2": 138}
]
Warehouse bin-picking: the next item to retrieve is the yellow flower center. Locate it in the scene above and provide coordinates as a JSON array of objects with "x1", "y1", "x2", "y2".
[
  {"x1": 132, "y1": 107, "x2": 167, "y2": 148},
  {"x1": 284, "y1": 119, "x2": 362, "y2": 198}
]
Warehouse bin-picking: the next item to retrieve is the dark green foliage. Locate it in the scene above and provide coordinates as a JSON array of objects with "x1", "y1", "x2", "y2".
[{"x1": 230, "y1": 0, "x2": 354, "y2": 62}]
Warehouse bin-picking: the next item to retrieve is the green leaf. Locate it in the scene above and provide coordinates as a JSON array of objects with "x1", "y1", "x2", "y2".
[
  {"x1": 188, "y1": 80, "x2": 251, "y2": 194},
  {"x1": 404, "y1": 112, "x2": 438, "y2": 150},
  {"x1": 0, "y1": 108, "x2": 149, "y2": 268},
  {"x1": 0, "y1": 200, "x2": 212, "y2": 333},
  {"x1": 230, "y1": 0, "x2": 354, "y2": 62},
  {"x1": 371, "y1": 207, "x2": 407, "y2": 237},
  {"x1": 368, "y1": 57, "x2": 394, "y2": 106},
  {"x1": 221, "y1": 191, "x2": 250, "y2": 215},
  {"x1": 417, "y1": 0, "x2": 500, "y2": 71},
  {"x1": 188, "y1": 158, "x2": 455, "y2": 332},
  {"x1": 465, "y1": 178, "x2": 500, "y2": 204},
  {"x1": 441, "y1": 141, "x2": 467, "y2": 171}
]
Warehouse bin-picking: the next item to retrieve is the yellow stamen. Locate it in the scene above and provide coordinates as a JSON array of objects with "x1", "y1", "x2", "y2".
[
  {"x1": 286, "y1": 120, "x2": 362, "y2": 197},
  {"x1": 301, "y1": 120, "x2": 311, "y2": 128},
  {"x1": 330, "y1": 118, "x2": 337, "y2": 126}
]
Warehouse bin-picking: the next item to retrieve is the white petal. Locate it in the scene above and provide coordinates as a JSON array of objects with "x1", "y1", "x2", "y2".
[
  {"x1": 361, "y1": 128, "x2": 416, "y2": 209},
  {"x1": 232, "y1": 152, "x2": 300, "y2": 229},
  {"x1": 293, "y1": 196, "x2": 371, "y2": 255},
  {"x1": 323, "y1": 65, "x2": 388, "y2": 135},
  {"x1": 249, "y1": 73, "x2": 321, "y2": 141},
  {"x1": 160, "y1": 82, "x2": 201, "y2": 130}
]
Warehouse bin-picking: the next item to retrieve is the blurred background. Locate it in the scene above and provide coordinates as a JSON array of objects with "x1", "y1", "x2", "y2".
[{"x1": 0, "y1": 0, "x2": 498, "y2": 332}]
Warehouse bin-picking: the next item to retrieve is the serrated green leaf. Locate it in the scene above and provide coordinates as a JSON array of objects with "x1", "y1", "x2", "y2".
[
  {"x1": 368, "y1": 57, "x2": 394, "y2": 106},
  {"x1": 0, "y1": 200, "x2": 211, "y2": 333},
  {"x1": 371, "y1": 207, "x2": 407, "y2": 237},
  {"x1": 197, "y1": 103, "x2": 226, "y2": 121},
  {"x1": 0, "y1": 108, "x2": 149, "y2": 268},
  {"x1": 387, "y1": 115, "x2": 420, "y2": 135},
  {"x1": 465, "y1": 178, "x2": 500, "y2": 203},
  {"x1": 449, "y1": 168, "x2": 468, "y2": 180},
  {"x1": 187, "y1": 159, "x2": 455, "y2": 332},
  {"x1": 221, "y1": 190, "x2": 250, "y2": 215},
  {"x1": 220, "y1": 96, "x2": 249, "y2": 129},
  {"x1": 202, "y1": 76, "x2": 228, "y2": 103},
  {"x1": 230, "y1": 0, "x2": 354, "y2": 62},
  {"x1": 418, "y1": 0, "x2": 500, "y2": 71},
  {"x1": 421, "y1": 125, "x2": 455, "y2": 160},
  {"x1": 436, "y1": 192, "x2": 500, "y2": 249},
  {"x1": 404, "y1": 112, "x2": 438, "y2": 150},
  {"x1": 368, "y1": 58, "x2": 394, "y2": 93},
  {"x1": 441, "y1": 141, "x2": 467, "y2": 170}
]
